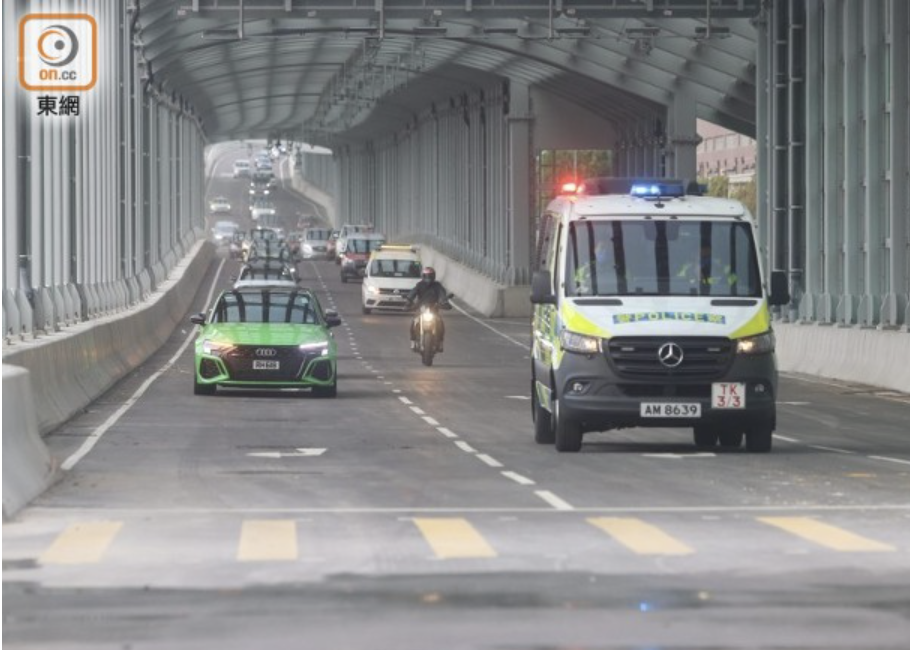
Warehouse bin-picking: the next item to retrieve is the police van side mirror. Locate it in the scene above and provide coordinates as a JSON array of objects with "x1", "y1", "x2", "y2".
[
  {"x1": 530, "y1": 271, "x2": 557, "y2": 305},
  {"x1": 768, "y1": 270, "x2": 790, "y2": 307}
]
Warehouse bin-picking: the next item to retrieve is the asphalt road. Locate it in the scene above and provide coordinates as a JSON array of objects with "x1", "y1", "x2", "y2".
[{"x1": 4, "y1": 148, "x2": 910, "y2": 649}]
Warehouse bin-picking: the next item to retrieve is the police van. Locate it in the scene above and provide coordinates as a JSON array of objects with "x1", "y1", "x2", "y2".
[{"x1": 530, "y1": 178, "x2": 789, "y2": 453}]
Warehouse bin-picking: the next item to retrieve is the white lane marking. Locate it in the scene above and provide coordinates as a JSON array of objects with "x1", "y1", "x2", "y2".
[
  {"x1": 393, "y1": 389, "x2": 402, "y2": 394},
  {"x1": 535, "y1": 490, "x2": 575, "y2": 511},
  {"x1": 422, "y1": 416, "x2": 440, "y2": 426},
  {"x1": 868, "y1": 456, "x2": 910, "y2": 466},
  {"x1": 773, "y1": 435, "x2": 801, "y2": 443},
  {"x1": 505, "y1": 395, "x2": 531, "y2": 400},
  {"x1": 377, "y1": 376, "x2": 385, "y2": 379},
  {"x1": 502, "y1": 471, "x2": 535, "y2": 486},
  {"x1": 62, "y1": 256, "x2": 226, "y2": 471},
  {"x1": 809, "y1": 445, "x2": 856, "y2": 454},
  {"x1": 450, "y1": 301, "x2": 526, "y2": 348},
  {"x1": 410, "y1": 406, "x2": 426, "y2": 416},
  {"x1": 476, "y1": 454, "x2": 503, "y2": 468},
  {"x1": 398, "y1": 396, "x2": 412, "y2": 405},
  {"x1": 437, "y1": 427, "x2": 458, "y2": 439},
  {"x1": 455, "y1": 440, "x2": 477, "y2": 453},
  {"x1": 247, "y1": 448, "x2": 327, "y2": 459}
]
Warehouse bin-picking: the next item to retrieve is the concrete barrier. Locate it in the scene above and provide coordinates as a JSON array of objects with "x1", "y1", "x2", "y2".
[
  {"x1": 2, "y1": 240, "x2": 215, "y2": 436},
  {"x1": 775, "y1": 322, "x2": 910, "y2": 393},
  {"x1": 2, "y1": 365, "x2": 57, "y2": 520}
]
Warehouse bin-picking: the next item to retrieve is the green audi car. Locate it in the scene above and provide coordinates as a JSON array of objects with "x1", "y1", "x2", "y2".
[{"x1": 190, "y1": 287, "x2": 340, "y2": 397}]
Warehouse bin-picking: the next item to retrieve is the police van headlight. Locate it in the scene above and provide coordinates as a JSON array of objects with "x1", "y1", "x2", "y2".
[
  {"x1": 559, "y1": 330, "x2": 601, "y2": 354},
  {"x1": 736, "y1": 331, "x2": 775, "y2": 355}
]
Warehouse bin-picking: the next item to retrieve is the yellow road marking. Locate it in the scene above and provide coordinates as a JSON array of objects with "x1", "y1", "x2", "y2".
[
  {"x1": 237, "y1": 520, "x2": 298, "y2": 561},
  {"x1": 40, "y1": 522, "x2": 123, "y2": 565},
  {"x1": 758, "y1": 517, "x2": 895, "y2": 552},
  {"x1": 588, "y1": 517, "x2": 694, "y2": 556},
  {"x1": 413, "y1": 518, "x2": 497, "y2": 559}
]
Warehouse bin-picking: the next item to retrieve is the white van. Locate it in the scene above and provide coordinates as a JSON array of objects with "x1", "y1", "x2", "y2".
[
  {"x1": 334, "y1": 223, "x2": 373, "y2": 262},
  {"x1": 300, "y1": 227, "x2": 334, "y2": 260},
  {"x1": 361, "y1": 245, "x2": 422, "y2": 314},
  {"x1": 232, "y1": 159, "x2": 251, "y2": 178},
  {"x1": 530, "y1": 178, "x2": 790, "y2": 453}
]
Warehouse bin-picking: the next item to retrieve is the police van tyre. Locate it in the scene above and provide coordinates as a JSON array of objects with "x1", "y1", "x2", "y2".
[
  {"x1": 362, "y1": 305, "x2": 372, "y2": 315},
  {"x1": 745, "y1": 424, "x2": 773, "y2": 453},
  {"x1": 553, "y1": 399, "x2": 582, "y2": 452},
  {"x1": 194, "y1": 376, "x2": 216, "y2": 396},
  {"x1": 693, "y1": 424, "x2": 719, "y2": 449},
  {"x1": 532, "y1": 380, "x2": 555, "y2": 445},
  {"x1": 718, "y1": 429, "x2": 744, "y2": 448}
]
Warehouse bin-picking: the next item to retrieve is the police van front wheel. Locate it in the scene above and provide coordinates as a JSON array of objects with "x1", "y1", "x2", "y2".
[
  {"x1": 532, "y1": 385, "x2": 555, "y2": 445},
  {"x1": 553, "y1": 400, "x2": 582, "y2": 452},
  {"x1": 745, "y1": 425, "x2": 773, "y2": 453}
]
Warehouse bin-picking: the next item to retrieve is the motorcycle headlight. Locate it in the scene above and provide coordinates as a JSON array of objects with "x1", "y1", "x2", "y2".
[
  {"x1": 559, "y1": 329, "x2": 601, "y2": 354},
  {"x1": 736, "y1": 330, "x2": 775, "y2": 355},
  {"x1": 202, "y1": 340, "x2": 232, "y2": 355},
  {"x1": 421, "y1": 310, "x2": 436, "y2": 324}
]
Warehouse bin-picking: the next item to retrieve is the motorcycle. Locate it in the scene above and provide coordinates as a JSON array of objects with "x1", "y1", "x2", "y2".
[{"x1": 411, "y1": 294, "x2": 454, "y2": 367}]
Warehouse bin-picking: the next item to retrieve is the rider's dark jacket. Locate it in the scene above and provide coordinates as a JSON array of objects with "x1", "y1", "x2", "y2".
[{"x1": 407, "y1": 279, "x2": 449, "y2": 307}]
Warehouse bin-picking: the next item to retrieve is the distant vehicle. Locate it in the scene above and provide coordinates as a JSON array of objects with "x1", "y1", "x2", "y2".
[
  {"x1": 250, "y1": 198, "x2": 276, "y2": 222},
  {"x1": 232, "y1": 159, "x2": 251, "y2": 178},
  {"x1": 361, "y1": 245, "x2": 422, "y2": 314},
  {"x1": 232, "y1": 259, "x2": 298, "y2": 290},
  {"x1": 335, "y1": 223, "x2": 373, "y2": 262},
  {"x1": 326, "y1": 230, "x2": 340, "y2": 261},
  {"x1": 339, "y1": 232, "x2": 386, "y2": 283},
  {"x1": 241, "y1": 226, "x2": 282, "y2": 262},
  {"x1": 210, "y1": 220, "x2": 239, "y2": 246},
  {"x1": 249, "y1": 170, "x2": 275, "y2": 198},
  {"x1": 300, "y1": 227, "x2": 334, "y2": 260},
  {"x1": 190, "y1": 287, "x2": 340, "y2": 397},
  {"x1": 209, "y1": 196, "x2": 232, "y2": 213}
]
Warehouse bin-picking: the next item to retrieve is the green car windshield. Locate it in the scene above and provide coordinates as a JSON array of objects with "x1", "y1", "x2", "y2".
[{"x1": 211, "y1": 291, "x2": 320, "y2": 325}]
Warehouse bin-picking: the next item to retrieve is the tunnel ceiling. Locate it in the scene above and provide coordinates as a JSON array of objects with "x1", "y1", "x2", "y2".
[{"x1": 138, "y1": 1, "x2": 762, "y2": 146}]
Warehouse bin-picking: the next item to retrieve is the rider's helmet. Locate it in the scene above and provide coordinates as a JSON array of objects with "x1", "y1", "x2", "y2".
[{"x1": 421, "y1": 267, "x2": 436, "y2": 283}]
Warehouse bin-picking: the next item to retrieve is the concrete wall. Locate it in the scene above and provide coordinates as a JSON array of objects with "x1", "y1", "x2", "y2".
[{"x1": 2, "y1": 240, "x2": 215, "y2": 437}]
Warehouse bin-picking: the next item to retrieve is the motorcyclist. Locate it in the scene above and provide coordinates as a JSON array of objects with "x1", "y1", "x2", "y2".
[{"x1": 406, "y1": 267, "x2": 450, "y2": 352}]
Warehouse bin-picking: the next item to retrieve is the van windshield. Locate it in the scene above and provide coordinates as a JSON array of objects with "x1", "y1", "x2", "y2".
[{"x1": 565, "y1": 219, "x2": 762, "y2": 298}]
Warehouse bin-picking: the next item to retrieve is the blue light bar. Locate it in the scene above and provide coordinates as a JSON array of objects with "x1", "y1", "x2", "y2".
[{"x1": 630, "y1": 181, "x2": 686, "y2": 198}]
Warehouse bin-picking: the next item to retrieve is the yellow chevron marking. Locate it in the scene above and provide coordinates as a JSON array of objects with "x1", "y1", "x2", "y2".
[
  {"x1": 238, "y1": 520, "x2": 298, "y2": 561},
  {"x1": 413, "y1": 518, "x2": 497, "y2": 559},
  {"x1": 588, "y1": 517, "x2": 694, "y2": 556},
  {"x1": 758, "y1": 517, "x2": 895, "y2": 552},
  {"x1": 40, "y1": 522, "x2": 123, "y2": 565}
]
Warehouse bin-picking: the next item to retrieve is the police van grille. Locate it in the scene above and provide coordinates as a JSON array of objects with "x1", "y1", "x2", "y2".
[{"x1": 606, "y1": 337, "x2": 733, "y2": 380}]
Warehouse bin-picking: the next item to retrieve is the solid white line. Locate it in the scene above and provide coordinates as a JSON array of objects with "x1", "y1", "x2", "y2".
[
  {"x1": 808, "y1": 445, "x2": 856, "y2": 455},
  {"x1": 422, "y1": 416, "x2": 440, "y2": 426},
  {"x1": 437, "y1": 427, "x2": 458, "y2": 439},
  {"x1": 454, "y1": 440, "x2": 477, "y2": 453},
  {"x1": 398, "y1": 396, "x2": 412, "y2": 405},
  {"x1": 868, "y1": 456, "x2": 910, "y2": 466},
  {"x1": 535, "y1": 490, "x2": 575, "y2": 511},
  {"x1": 501, "y1": 471, "x2": 535, "y2": 486},
  {"x1": 62, "y1": 257, "x2": 226, "y2": 471},
  {"x1": 450, "y1": 301, "x2": 526, "y2": 348},
  {"x1": 410, "y1": 406, "x2": 426, "y2": 416},
  {"x1": 773, "y1": 434, "x2": 801, "y2": 443},
  {"x1": 476, "y1": 454, "x2": 503, "y2": 468}
]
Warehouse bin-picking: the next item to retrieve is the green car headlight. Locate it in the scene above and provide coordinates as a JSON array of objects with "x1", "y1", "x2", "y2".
[
  {"x1": 736, "y1": 330, "x2": 775, "y2": 355},
  {"x1": 298, "y1": 342, "x2": 330, "y2": 357},
  {"x1": 559, "y1": 329, "x2": 601, "y2": 354},
  {"x1": 202, "y1": 339, "x2": 232, "y2": 356}
]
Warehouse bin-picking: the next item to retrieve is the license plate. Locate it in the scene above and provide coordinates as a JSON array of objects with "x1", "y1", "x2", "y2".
[
  {"x1": 252, "y1": 360, "x2": 280, "y2": 370},
  {"x1": 712, "y1": 382, "x2": 746, "y2": 409},
  {"x1": 640, "y1": 402, "x2": 701, "y2": 418}
]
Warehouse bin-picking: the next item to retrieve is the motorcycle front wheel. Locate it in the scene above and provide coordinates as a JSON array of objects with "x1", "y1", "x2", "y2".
[{"x1": 421, "y1": 331, "x2": 435, "y2": 366}]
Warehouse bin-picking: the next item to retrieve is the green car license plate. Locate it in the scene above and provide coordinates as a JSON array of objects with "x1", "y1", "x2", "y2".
[{"x1": 252, "y1": 360, "x2": 280, "y2": 370}]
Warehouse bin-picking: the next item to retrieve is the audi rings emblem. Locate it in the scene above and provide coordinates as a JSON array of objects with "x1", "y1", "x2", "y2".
[
  {"x1": 657, "y1": 342, "x2": 684, "y2": 368},
  {"x1": 255, "y1": 348, "x2": 277, "y2": 357}
]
